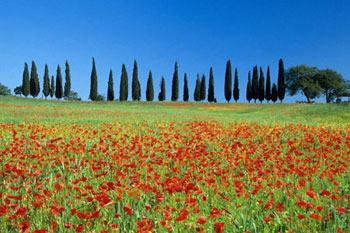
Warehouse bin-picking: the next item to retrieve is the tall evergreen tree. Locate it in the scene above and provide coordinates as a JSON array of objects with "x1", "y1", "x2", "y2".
[
  {"x1": 50, "y1": 76, "x2": 55, "y2": 98},
  {"x1": 246, "y1": 71, "x2": 253, "y2": 103},
  {"x1": 89, "y1": 58, "x2": 98, "y2": 101},
  {"x1": 271, "y1": 83, "x2": 278, "y2": 103},
  {"x1": 137, "y1": 80, "x2": 141, "y2": 101},
  {"x1": 208, "y1": 67, "x2": 215, "y2": 102},
  {"x1": 252, "y1": 66, "x2": 259, "y2": 103},
  {"x1": 119, "y1": 64, "x2": 128, "y2": 101},
  {"x1": 233, "y1": 68, "x2": 239, "y2": 103},
  {"x1": 55, "y1": 65, "x2": 63, "y2": 100},
  {"x1": 258, "y1": 67, "x2": 265, "y2": 103},
  {"x1": 194, "y1": 74, "x2": 201, "y2": 102},
  {"x1": 107, "y1": 69, "x2": 114, "y2": 101},
  {"x1": 64, "y1": 60, "x2": 71, "y2": 98},
  {"x1": 200, "y1": 74, "x2": 206, "y2": 101},
  {"x1": 265, "y1": 66, "x2": 271, "y2": 103},
  {"x1": 171, "y1": 61, "x2": 179, "y2": 101},
  {"x1": 30, "y1": 61, "x2": 40, "y2": 98},
  {"x1": 22, "y1": 62, "x2": 30, "y2": 97},
  {"x1": 278, "y1": 58, "x2": 285, "y2": 102},
  {"x1": 132, "y1": 60, "x2": 140, "y2": 101},
  {"x1": 158, "y1": 77, "x2": 166, "y2": 101},
  {"x1": 43, "y1": 64, "x2": 50, "y2": 99},
  {"x1": 146, "y1": 70, "x2": 154, "y2": 101},
  {"x1": 183, "y1": 73, "x2": 189, "y2": 102},
  {"x1": 224, "y1": 60, "x2": 232, "y2": 103}
]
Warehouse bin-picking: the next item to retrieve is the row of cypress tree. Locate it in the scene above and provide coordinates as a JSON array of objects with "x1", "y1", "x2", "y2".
[{"x1": 22, "y1": 61, "x2": 71, "y2": 99}]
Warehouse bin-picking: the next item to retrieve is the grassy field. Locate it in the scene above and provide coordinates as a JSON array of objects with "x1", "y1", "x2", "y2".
[{"x1": 0, "y1": 96, "x2": 349, "y2": 233}]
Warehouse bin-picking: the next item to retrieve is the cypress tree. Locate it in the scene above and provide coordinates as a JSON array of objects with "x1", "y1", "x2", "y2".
[
  {"x1": 55, "y1": 65, "x2": 63, "y2": 99},
  {"x1": 22, "y1": 62, "x2": 30, "y2": 97},
  {"x1": 30, "y1": 61, "x2": 40, "y2": 98},
  {"x1": 258, "y1": 67, "x2": 265, "y2": 103},
  {"x1": 107, "y1": 69, "x2": 114, "y2": 101},
  {"x1": 146, "y1": 70, "x2": 154, "y2": 101},
  {"x1": 171, "y1": 61, "x2": 179, "y2": 101},
  {"x1": 200, "y1": 74, "x2": 206, "y2": 101},
  {"x1": 64, "y1": 60, "x2": 71, "y2": 98},
  {"x1": 233, "y1": 68, "x2": 239, "y2": 103},
  {"x1": 183, "y1": 73, "x2": 189, "y2": 102},
  {"x1": 194, "y1": 74, "x2": 201, "y2": 102},
  {"x1": 278, "y1": 58, "x2": 285, "y2": 103},
  {"x1": 252, "y1": 66, "x2": 259, "y2": 103},
  {"x1": 158, "y1": 77, "x2": 166, "y2": 101},
  {"x1": 132, "y1": 60, "x2": 139, "y2": 101},
  {"x1": 137, "y1": 80, "x2": 141, "y2": 100},
  {"x1": 246, "y1": 71, "x2": 253, "y2": 103},
  {"x1": 89, "y1": 57, "x2": 98, "y2": 101},
  {"x1": 224, "y1": 60, "x2": 232, "y2": 103},
  {"x1": 208, "y1": 67, "x2": 215, "y2": 102},
  {"x1": 271, "y1": 83, "x2": 278, "y2": 103},
  {"x1": 43, "y1": 64, "x2": 50, "y2": 99},
  {"x1": 50, "y1": 76, "x2": 55, "y2": 98},
  {"x1": 119, "y1": 64, "x2": 128, "y2": 101},
  {"x1": 265, "y1": 66, "x2": 271, "y2": 103}
]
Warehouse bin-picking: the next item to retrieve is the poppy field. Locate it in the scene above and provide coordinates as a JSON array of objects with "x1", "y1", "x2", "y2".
[{"x1": 0, "y1": 97, "x2": 349, "y2": 233}]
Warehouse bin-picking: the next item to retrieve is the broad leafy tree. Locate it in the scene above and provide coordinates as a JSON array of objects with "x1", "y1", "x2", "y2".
[
  {"x1": 285, "y1": 65, "x2": 322, "y2": 103},
  {"x1": 22, "y1": 63, "x2": 30, "y2": 97},
  {"x1": 14, "y1": 86, "x2": 22, "y2": 96},
  {"x1": 107, "y1": 69, "x2": 114, "y2": 101},
  {"x1": 224, "y1": 60, "x2": 232, "y2": 102},
  {"x1": 315, "y1": 69, "x2": 345, "y2": 103}
]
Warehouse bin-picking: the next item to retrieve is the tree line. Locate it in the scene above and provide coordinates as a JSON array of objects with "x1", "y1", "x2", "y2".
[{"x1": 14, "y1": 58, "x2": 348, "y2": 103}]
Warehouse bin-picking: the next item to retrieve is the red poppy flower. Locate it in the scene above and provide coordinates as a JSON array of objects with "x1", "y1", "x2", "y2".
[
  {"x1": 19, "y1": 221, "x2": 30, "y2": 233},
  {"x1": 123, "y1": 204, "x2": 133, "y2": 215},
  {"x1": 196, "y1": 216, "x2": 208, "y2": 225}
]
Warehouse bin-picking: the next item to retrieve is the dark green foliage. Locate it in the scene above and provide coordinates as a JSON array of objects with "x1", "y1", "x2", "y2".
[
  {"x1": 132, "y1": 60, "x2": 140, "y2": 101},
  {"x1": 258, "y1": 67, "x2": 265, "y2": 103},
  {"x1": 96, "y1": 94, "x2": 105, "y2": 101},
  {"x1": 194, "y1": 74, "x2": 201, "y2": 102},
  {"x1": 30, "y1": 61, "x2": 40, "y2": 98},
  {"x1": 89, "y1": 58, "x2": 98, "y2": 101},
  {"x1": 265, "y1": 66, "x2": 271, "y2": 102},
  {"x1": 271, "y1": 83, "x2": 278, "y2": 103},
  {"x1": 233, "y1": 68, "x2": 239, "y2": 102},
  {"x1": 183, "y1": 73, "x2": 189, "y2": 102},
  {"x1": 315, "y1": 69, "x2": 346, "y2": 103},
  {"x1": 278, "y1": 58, "x2": 285, "y2": 102},
  {"x1": 246, "y1": 71, "x2": 253, "y2": 103},
  {"x1": 224, "y1": 60, "x2": 232, "y2": 103},
  {"x1": 107, "y1": 69, "x2": 114, "y2": 101},
  {"x1": 14, "y1": 86, "x2": 22, "y2": 96},
  {"x1": 158, "y1": 77, "x2": 166, "y2": 101},
  {"x1": 22, "y1": 63, "x2": 30, "y2": 97},
  {"x1": 252, "y1": 66, "x2": 259, "y2": 103},
  {"x1": 137, "y1": 80, "x2": 141, "y2": 101},
  {"x1": 208, "y1": 67, "x2": 215, "y2": 102},
  {"x1": 286, "y1": 65, "x2": 322, "y2": 103},
  {"x1": 200, "y1": 74, "x2": 206, "y2": 101},
  {"x1": 55, "y1": 65, "x2": 63, "y2": 100},
  {"x1": 146, "y1": 70, "x2": 154, "y2": 101},
  {"x1": 0, "y1": 83, "x2": 11, "y2": 95},
  {"x1": 119, "y1": 64, "x2": 128, "y2": 101},
  {"x1": 65, "y1": 91, "x2": 81, "y2": 101},
  {"x1": 50, "y1": 76, "x2": 55, "y2": 98},
  {"x1": 64, "y1": 60, "x2": 71, "y2": 98},
  {"x1": 171, "y1": 62, "x2": 179, "y2": 101},
  {"x1": 43, "y1": 64, "x2": 50, "y2": 99}
]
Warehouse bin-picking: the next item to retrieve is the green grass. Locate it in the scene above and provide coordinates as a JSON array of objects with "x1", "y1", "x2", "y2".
[{"x1": 0, "y1": 96, "x2": 349, "y2": 126}]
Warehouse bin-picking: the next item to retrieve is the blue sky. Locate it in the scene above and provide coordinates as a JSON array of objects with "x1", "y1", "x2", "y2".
[{"x1": 0, "y1": 0, "x2": 349, "y2": 102}]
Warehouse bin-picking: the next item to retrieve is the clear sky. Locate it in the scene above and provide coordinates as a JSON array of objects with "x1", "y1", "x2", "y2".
[{"x1": 1, "y1": 0, "x2": 349, "y2": 102}]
